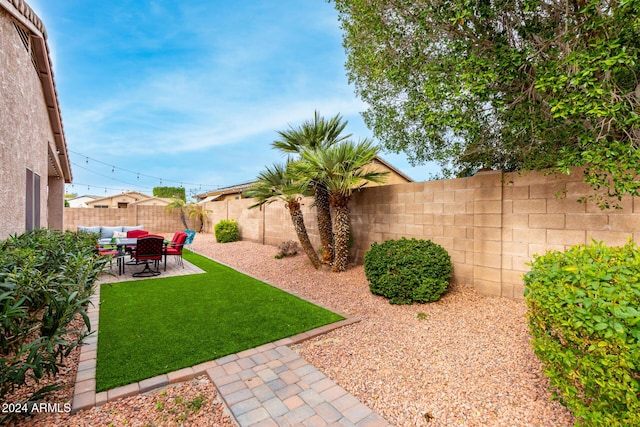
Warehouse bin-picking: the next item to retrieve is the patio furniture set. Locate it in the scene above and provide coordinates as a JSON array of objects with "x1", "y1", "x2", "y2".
[{"x1": 92, "y1": 228, "x2": 193, "y2": 277}]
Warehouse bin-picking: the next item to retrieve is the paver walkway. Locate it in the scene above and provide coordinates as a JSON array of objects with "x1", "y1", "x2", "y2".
[
  {"x1": 72, "y1": 256, "x2": 391, "y2": 426},
  {"x1": 209, "y1": 343, "x2": 390, "y2": 427}
]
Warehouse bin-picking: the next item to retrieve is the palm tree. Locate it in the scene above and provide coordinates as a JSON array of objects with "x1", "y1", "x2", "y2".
[
  {"x1": 294, "y1": 139, "x2": 388, "y2": 272},
  {"x1": 272, "y1": 111, "x2": 351, "y2": 266},
  {"x1": 187, "y1": 204, "x2": 210, "y2": 233},
  {"x1": 165, "y1": 197, "x2": 189, "y2": 229},
  {"x1": 244, "y1": 162, "x2": 322, "y2": 269}
]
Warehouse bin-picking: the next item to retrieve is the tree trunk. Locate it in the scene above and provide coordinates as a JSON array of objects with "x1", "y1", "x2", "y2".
[
  {"x1": 179, "y1": 211, "x2": 189, "y2": 230},
  {"x1": 288, "y1": 201, "x2": 321, "y2": 269},
  {"x1": 315, "y1": 184, "x2": 334, "y2": 265},
  {"x1": 331, "y1": 197, "x2": 350, "y2": 272}
]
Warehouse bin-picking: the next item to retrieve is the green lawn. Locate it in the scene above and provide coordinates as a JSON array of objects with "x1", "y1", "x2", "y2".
[{"x1": 95, "y1": 250, "x2": 344, "y2": 391}]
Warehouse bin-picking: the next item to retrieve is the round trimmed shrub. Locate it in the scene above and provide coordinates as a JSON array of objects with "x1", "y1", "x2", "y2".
[
  {"x1": 214, "y1": 219, "x2": 239, "y2": 243},
  {"x1": 364, "y1": 237, "x2": 452, "y2": 304},
  {"x1": 524, "y1": 241, "x2": 640, "y2": 427}
]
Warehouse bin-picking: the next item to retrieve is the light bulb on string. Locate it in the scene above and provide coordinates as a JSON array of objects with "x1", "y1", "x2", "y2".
[
  {"x1": 112, "y1": 166, "x2": 115, "y2": 173},
  {"x1": 86, "y1": 157, "x2": 89, "y2": 164}
]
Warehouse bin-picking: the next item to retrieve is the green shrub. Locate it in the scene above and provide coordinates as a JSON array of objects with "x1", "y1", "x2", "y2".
[
  {"x1": 364, "y1": 237, "x2": 452, "y2": 304},
  {"x1": 0, "y1": 229, "x2": 107, "y2": 422},
  {"x1": 214, "y1": 219, "x2": 239, "y2": 243},
  {"x1": 524, "y1": 240, "x2": 640, "y2": 427}
]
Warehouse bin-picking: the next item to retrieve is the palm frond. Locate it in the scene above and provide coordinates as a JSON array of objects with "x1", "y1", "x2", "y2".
[
  {"x1": 296, "y1": 139, "x2": 389, "y2": 197},
  {"x1": 244, "y1": 161, "x2": 310, "y2": 209},
  {"x1": 271, "y1": 110, "x2": 351, "y2": 154}
]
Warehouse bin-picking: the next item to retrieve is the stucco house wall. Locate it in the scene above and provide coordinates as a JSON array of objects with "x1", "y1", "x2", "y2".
[
  {"x1": 85, "y1": 191, "x2": 159, "y2": 209},
  {"x1": 0, "y1": 0, "x2": 72, "y2": 240}
]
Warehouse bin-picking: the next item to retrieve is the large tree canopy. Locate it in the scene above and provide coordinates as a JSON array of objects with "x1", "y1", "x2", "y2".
[{"x1": 332, "y1": 0, "x2": 640, "y2": 204}]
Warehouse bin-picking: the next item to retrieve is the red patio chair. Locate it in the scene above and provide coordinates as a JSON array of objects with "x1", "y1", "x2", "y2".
[
  {"x1": 132, "y1": 235, "x2": 164, "y2": 277},
  {"x1": 97, "y1": 247, "x2": 125, "y2": 275},
  {"x1": 125, "y1": 229, "x2": 149, "y2": 257},
  {"x1": 164, "y1": 231, "x2": 188, "y2": 270}
]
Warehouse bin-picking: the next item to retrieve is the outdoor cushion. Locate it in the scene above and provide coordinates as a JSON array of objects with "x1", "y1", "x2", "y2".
[
  {"x1": 126, "y1": 229, "x2": 149, "y2": 238},
  {"x1": 100, "y1": 226, "x2": 124, "y2": 239},
  {"x1": 165, "y1": 247, "x2": 182, "y2": 255},
  {"x1": 78, "y1": 226, "x2": 101, "y2": 234},
  {"x1": 123, "y1": 225, "x2": 144, "y2": 232},
  {"x1": 112, "y1": 231, "x2": 127, "y2": 238},
  {"x1": 170, "y1": 232, "x2": 188, "y2": 249}
]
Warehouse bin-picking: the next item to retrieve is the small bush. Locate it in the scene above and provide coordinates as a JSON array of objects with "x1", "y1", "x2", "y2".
[
  {"x1": 0, "y1": 229, "x2": 107, "y2": 422},
  {"x1": 524, "y1": 240, "x2": 640, "y2": 427},
  {"x1": 214, "y1": 219, "x2": 239, "y2": 243},
  {"x1": 364, "y1": 237, "x2": 452, "y2": 304},
  {"x1": 275, "y1": 241, "x2": 299, "y2": 259}
]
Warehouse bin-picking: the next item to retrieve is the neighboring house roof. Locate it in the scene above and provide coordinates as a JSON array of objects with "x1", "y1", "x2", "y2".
[
  {"x1": 194, "y1": 181, "x2": 257, "y2": 201},
  {"x1": 196, "y1": 195, "x2": 221, "y2": 204},
  {"x1": 66, "y1": 195, "x2": 100, "y2": 208},
  {"x1": 194, "y1": 156, "x2": 413, "y2": 201},
  {"x1": 2, "y1": 0, "x2": 72, "y2": 182},
  {"x1": 68, "y1": 195, "x2": 100, "y2": 201},
  {"x1": 85, "y1": 191, "x2": 154, "y2": 205},
  {"x1": 370, "y1": 156, "x2": 414, "y2": 183}
]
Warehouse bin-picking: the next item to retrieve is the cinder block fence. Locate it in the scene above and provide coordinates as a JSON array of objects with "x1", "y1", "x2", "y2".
[{"x1": 64, "y1": 169, "x2": 639, "y2": 300}]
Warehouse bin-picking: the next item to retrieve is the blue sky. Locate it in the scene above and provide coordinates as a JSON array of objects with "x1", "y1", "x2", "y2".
[{"x1": 28, "y1": 0, "x2": 438, "y2": 199}]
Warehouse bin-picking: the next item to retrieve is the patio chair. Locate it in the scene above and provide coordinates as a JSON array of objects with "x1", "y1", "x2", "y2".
[
  {"x1": 165, "y1": 231, "x2": 188, "y2": 271},
  {"x1": 184, "y1": 229, "x2": 196, "y2": 245},
  {"x1": 132, "y1": 235, "x2": 164, "y2": 277},
  {"x1": 125, "y1": 229, "x2": 149, "y2": 258},
  {"x1": 97, "y1": 246, "x2": 125, "y2": 275}
]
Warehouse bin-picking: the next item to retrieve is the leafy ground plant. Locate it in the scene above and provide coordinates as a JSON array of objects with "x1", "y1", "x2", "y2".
[
  {"x1": 96, "y1": 250, "x2": 344, "y2": 391},
  {"x1": 524, "y1": 240, "x2": 640, "y2": 426},
  {"x1": 0, "y1": 229, "x2": 107, "y2": 423}
]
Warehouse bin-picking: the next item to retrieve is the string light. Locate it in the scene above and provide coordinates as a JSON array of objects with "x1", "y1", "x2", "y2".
[
  {"x1": 68, "y1": 150, "x2": 219, "y2": 189},
  {"x1": 67, "y1": 151, "x2": 228, "y2": 199}
]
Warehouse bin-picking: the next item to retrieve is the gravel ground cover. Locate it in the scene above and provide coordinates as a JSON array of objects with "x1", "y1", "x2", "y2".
[
  {"x1": 9, "y1": 234, "x2": 576, "y2": 426},
  {"x1": 191, "y1": 236, "x2": 575, "y2": 427}
]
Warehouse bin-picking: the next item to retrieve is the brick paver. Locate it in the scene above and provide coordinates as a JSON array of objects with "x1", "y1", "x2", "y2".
[{"x1": 208, "y1": 343, "x2": 390, "y2": 427}]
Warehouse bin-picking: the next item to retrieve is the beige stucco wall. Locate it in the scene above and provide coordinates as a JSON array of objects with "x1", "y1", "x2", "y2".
[
  {"x1": 86, "y1": 192, "x2": 152, "y2": 208},
  {"x1": 133, "y1": 198, "x2": 170, "y2": 207},
  {"x1": 0, "y1": 8, "x2": 52, "y2": 240}
]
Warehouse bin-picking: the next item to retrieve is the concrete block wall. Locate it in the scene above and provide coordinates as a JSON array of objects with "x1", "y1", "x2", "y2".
[
  {"x1": 63, "y1": 169, "x2": 639, "y2": 300},
  {"x1": 500, "y1": 169, "x2": 639, "y2": 299},
  {"x1": 349, "y1": 169, "x2": 637, "y2": 299},
  {"x1": 350, "y1": 178, "x2": 477, "y2": 289}
]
